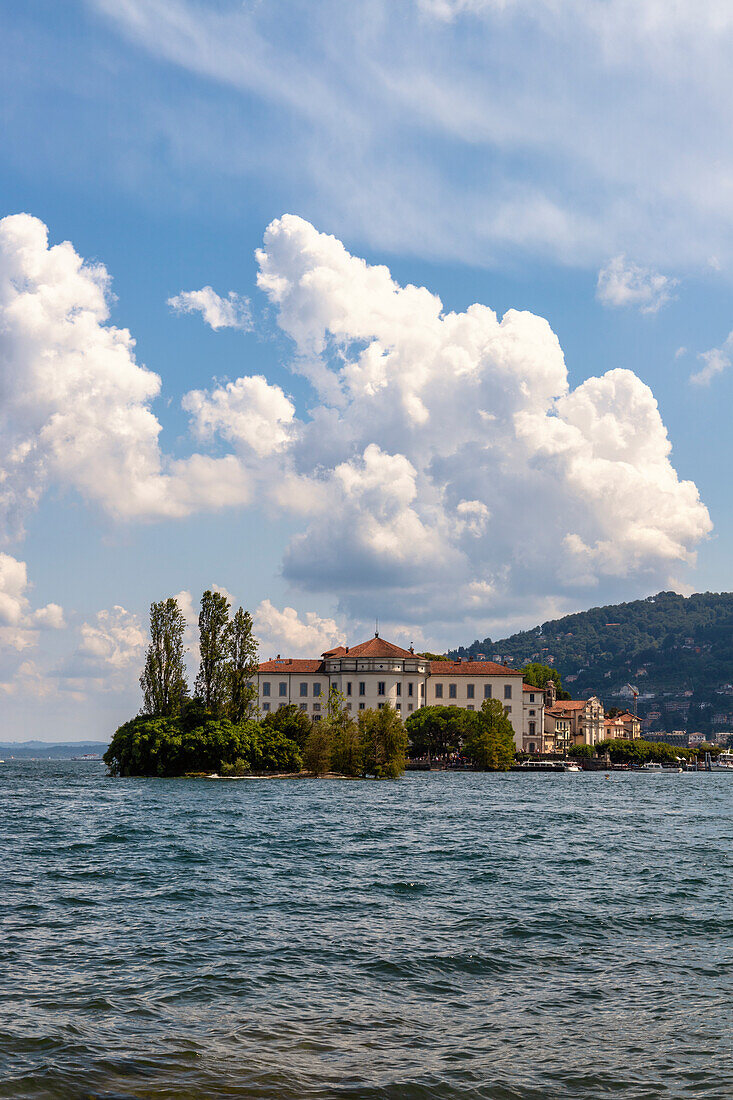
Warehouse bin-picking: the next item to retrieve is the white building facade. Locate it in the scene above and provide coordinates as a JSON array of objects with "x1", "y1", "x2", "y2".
[{"x1": 257, "y1": 635, "x2": 543, "y2": 752}]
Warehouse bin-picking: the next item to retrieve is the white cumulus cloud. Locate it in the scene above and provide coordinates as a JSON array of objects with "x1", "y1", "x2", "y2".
[
  {"x1": 0, "y1": 214, "x2": 258, "y2": 532},
  {"x1": 252, "y1": 215, "x2": 711, "y2": 625},
  {"x1": 596, "y1": 256, "x2": 677, "y2": 314},
  {"x1": 167, "y1": 286, "x2": 252, "y2": 331},
  {"x1": 0, "y1": 553, "x2": 65, "y2": 651},
  {"x1": 255, "y1": 599, "x2": 346, "y2": 658}
]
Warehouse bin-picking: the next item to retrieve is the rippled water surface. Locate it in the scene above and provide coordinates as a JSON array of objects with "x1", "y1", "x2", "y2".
[{"x1": 1, "y1": 762, "x2": 731, "y2": 1099}]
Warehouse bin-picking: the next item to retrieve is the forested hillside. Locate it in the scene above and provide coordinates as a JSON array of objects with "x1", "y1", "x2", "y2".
[{"x1": 452, "y1": 592, "x2": 733, "y2": 737}]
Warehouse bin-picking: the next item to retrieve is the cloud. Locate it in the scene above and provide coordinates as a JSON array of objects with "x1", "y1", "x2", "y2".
[
  {"x1": 167, "y1": 286, "x2": 252, "y2": 331},
  {"x1": 77, "y1": 606, "x2": 147, "y2": 672},
  {"x1": 0, "y1": 553, "x2": 65, "y2": 651},
  {"x1": 183, "y1": 375, "x2": 296, "y2": 457},
  {"x1": 254, "y1": 599, "x2": 346, "y2": 658},
  {"x1": 85, "y1": 0, "x2": 733, "y2": 270},
  {"x1": 596, "y1": 256, "x2": 677, "y2": 314},
  {"x1": 0, "y1": 214, "x2": 259, "y2": 532},
  {"x1": 690, "y1": 331, "x2": 733, "y2": 385},
  {"x1": 252, "y1": 215, "x2": 711, "y2": 624}
]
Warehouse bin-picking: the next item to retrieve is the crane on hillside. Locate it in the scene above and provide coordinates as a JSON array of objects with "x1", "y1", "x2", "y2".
[{"x1": 626, "y1": 684, "x2": 639, "y2": 716}]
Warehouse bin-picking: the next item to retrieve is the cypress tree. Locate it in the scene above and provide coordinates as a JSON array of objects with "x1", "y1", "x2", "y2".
[
  {"x1": 195, "y1": 590, "x2": 233, "y2": 714},
  {"x1": 228, "y1": 606, "x2": 259, "y2": 722},
  {"x1": 140, "y1": 598, "x2": 188, "y2": 716}
]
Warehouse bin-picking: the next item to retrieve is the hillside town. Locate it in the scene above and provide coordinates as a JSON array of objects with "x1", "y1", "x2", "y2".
[{"x1": 256, "y1": 633, "x2": 669, "y2": 755}]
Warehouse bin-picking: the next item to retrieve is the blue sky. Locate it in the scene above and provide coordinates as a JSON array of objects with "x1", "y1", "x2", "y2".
[{"x1": 1, "y1": 0, "x2": 731, "y2": 739}]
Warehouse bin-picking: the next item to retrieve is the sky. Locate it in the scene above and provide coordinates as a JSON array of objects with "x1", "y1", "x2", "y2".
[{"x1": 1, "y1": 0, "x2": 732, "y2": 740}]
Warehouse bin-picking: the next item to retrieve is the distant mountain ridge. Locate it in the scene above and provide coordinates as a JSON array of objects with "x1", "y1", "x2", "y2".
[
  {"x1": 0, "y1": 741, "x2": 108, "y2": 759},
  {"x1": 451, "y1": 591, "x2": 733, "y2": 738}
]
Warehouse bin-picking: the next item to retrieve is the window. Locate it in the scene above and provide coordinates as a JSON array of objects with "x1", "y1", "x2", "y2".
[
  {"x1": 313, "y1": 714, "x2": 321, "y2": 722},
  {"x1": 347, "y1": 682, "x2": 352, "y2": 696},
  {"x1": 396, "y1": 703, "x2": 401, "y2": 711},
  {"x1": 378, "y1": 681, "x2": 386, "y2": 696},
  {"x1": 408, "y1": 682, "x2": 414, "y2": 697},
  {"x1": 529, "y1": 742, "x2": 536, "y2": 753},
  {"x1": 313, "y1": 703, "x2": 321, "y2": 713},
  {"x1": 529, "y1": 709, "x2": 536, "y2": 716},
  {"x1": 420, "y1": 683, "x2": 425, "y2": 697},
  {"x1": 262, "y1": 682, "x2": 271, "y2": 697},
  {"x1": 359, "y1": 682, "x2": 366, "y2": 696},
  {"x1": 467, "y1": 705, "x2": 474, "y2": 711},
  {"x1": 467, "y1": 684, "x2": 475, "y2": 699},
  {"x1": 435, "y1": 683, "x2": 443, "y2": 699},
  {"x1": 279, "y1": 682, "x2": 287, "y2": 697},
  {"x1": 396, "y1": 683, "x2": 401, "y2": 696},
  {"x1": 359, "y1": 702, "x2": 365, "y2": 710},
  {"x1": 299, "y1": 703, "x2": 307, "y2": 712},
  {"x1": 449, "y1": 683, "x2": 457, "y2": 699},
  {"x1": 347, "y1": 704, "x2": 352, "y2": 712},
  {"x1": 484, "y1": 684, "x2": 492, "y2": 699},
  {"x1": 528, "y1": 693, "x2": 535, "y2": 703},
  {"x1": 529, "y1": 721, "x2": 536, "y2": 736},
  {"x1": 278, "y1": 703, "x2": 286, "y2": 710},
  {"x1": 378, "y1": 703, "x2": 385, "y2": 710},
  {"x1": 408, "y1": 704, "x2": 413, "y2": 712},
  {"x1": 504, "y1": 705, "x2": 512, "y2": 716},
  {"x1": 262, "y1": 702, "x2": 270, "y2": 712},
  {"x1": 300, "y1": 682, "x2": 308, "y2": 697},
  {"x1": 504, "y1": 685, "x2": 512, "y2": 700},
  {"x1": 313, "y1": 683, "x2": 322, "y2": 697}
]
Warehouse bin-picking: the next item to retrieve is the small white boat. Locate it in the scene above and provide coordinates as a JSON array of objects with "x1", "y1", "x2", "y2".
[
  {"x1": 641, "y1": 762, "x2": 664, "y2": 771},
  {"x1": 712, "y1": 752, "x2": 733, "y2": 770}
]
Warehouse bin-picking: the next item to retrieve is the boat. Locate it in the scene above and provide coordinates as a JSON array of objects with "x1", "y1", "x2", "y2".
[
  {"x1": 512, "y1": 760, "x2": 582, "y2": 772},
  {"x1": 641, "y1": 762, "x2": 664, "y2": 771},
  {"x1": 712, "y1": 751, "x2": 733, "y2": 770}
]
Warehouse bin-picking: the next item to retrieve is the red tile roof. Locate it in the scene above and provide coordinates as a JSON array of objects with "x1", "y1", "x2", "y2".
[
  {"x1": 258, "y1": 659, "x2": 324, "y2": 673},
  {"x1": 321, "y1": 646, "x2": 348, "y2": 657},
  {"x1": 523, "y1": 684, "x2": 541, "y2": 693},
  {"x1": 343, "y1": 636, "x2": 416, "y2": 659},
  {"x1": 430, "y1": 660, "x2": 524, "y2": 676}
]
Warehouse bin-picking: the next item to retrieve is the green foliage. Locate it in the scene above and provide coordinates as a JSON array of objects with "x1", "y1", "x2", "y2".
[
  {"x1": 405, "y1": 705, "x2": 471, "y2": 757},
  {"x1": 463, "y1": 699, "x2": 515, "y2": 770},
  {"x1": 568, "y1": 744, "x2": 594, "y2": 759},
  {"x1": 521, "y1": 662, "x2": 570, "y2": 700},
  {"x1": 595, "y1": 738, "x2": 690, "y2": 765},
  {"x1": 358, "y1": 704, "x2": 408, "y2": 778},
  {"x1": 195, "y1": 590, "x2": 233, "y2": 714},
  {"x1": 228, "y1": 606, "x2": 259, "y2": 722},
  {"x1": 418, "y1": 652, "x2": 450, "y2": 661},
  {"x1": 304, "y1": 722, "x2": 332, "y2": 776},
  {"x1": 262, "y1": 704, "x2": 313, "y2": 750},
  {"x1": 139, "y1": 598, "x2": 188, "y2": 716},
  {"x1": 103, "y1": 712, "x2": 301, "y2": 777},
  {"x1": 327, "y1": 686, "x2": 363, "y2": 777}
]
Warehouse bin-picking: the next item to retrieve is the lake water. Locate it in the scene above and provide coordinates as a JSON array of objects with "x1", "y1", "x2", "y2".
[{"x1": 1, "y1": 761, "x2": 731, "y2": 1100}]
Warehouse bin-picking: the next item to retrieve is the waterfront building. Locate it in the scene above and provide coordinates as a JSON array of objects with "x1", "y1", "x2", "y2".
[
  {"x1": 544, "y1": 694, "x2": 605, "y2": 748},
  {"x1": 256, "y1": 634, "x2": 544, "y2": 752},
  {"x1": 603, "y1": 710, "x2": 642, "y2": 740}
]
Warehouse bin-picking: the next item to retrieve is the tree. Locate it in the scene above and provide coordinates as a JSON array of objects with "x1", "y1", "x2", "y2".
[
  {"x1": 139, "y1": 598, "x2": 189, "y2": 716},
  {"x1": 195, "y1": 590, "x2": 233, "y2": 713},
  {"x1": 405, "y1": 705, "x2": 471, "y2": 758},
  {"x1": 261, "y1": 704, "x2": 312, "y2": 750},
  {"x1": 304, "y1": 721, "x2": 332, "y2": 776},
  {"x1": 521, "y1": 663, "x2": 570, "y2": 700},
  {"x1": 228, "y1": 607, "x2": 259, "y2": 722},
  {"x1": 359, "y1": 704, "x2": 408, "y2": 778},
  {"x1": 463, "y1": 699, "x2": 515, "y2": 770},
  {"x1": 327, "y1": 686, "x2": 362, "y2": 777}
]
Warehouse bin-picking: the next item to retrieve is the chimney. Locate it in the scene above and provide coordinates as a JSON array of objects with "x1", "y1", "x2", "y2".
[
  {"x1": 346, "y1": 646, "x2": 349, "y2": 653},
  {"x1": 277, "y1": 653, "x2": 281, "y2": 660}
]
